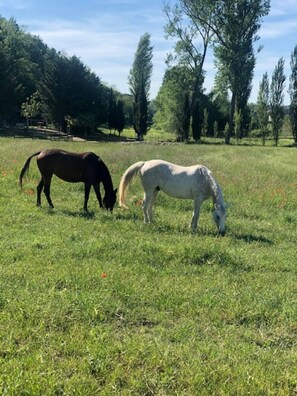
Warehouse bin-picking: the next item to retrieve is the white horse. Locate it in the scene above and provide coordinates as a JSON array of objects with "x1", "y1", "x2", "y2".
[{"x1": 119, "y1": 159, "x2": 227, "y2": 234}]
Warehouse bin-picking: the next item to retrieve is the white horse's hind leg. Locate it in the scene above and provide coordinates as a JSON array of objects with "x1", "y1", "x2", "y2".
[
  {"x1": 147, "y1": 189, "x2": 158, "y2": 223},
  {"x1": 142, "y1": 193, "x2": 150, "y2": 223},
  {"x1": 190, "y1": 198, "x2": 203, "y2": 230},
  {"x1": 142, "y1": 190, "x2": 158, "y2": 223}
]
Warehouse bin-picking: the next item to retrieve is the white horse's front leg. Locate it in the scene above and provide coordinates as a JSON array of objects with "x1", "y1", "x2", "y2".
[{"x1": 190, "y1": 198, "x2": 202, "y2": 230}]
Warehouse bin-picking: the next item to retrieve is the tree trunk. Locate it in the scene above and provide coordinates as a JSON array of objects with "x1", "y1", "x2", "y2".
[
  {"x1": 226, "y1": 91, "x2": 236, "y2": 144},
  {"x1": 192, "y1": 100, "x2": 201, "y2": 142}
]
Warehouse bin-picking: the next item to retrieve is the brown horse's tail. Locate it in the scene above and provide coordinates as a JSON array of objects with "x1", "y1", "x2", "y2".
[{"x1": 19, "y1": 151, "x2": 41, "y2": 189}]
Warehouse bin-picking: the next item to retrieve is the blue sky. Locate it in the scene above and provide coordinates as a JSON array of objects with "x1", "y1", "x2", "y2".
[{"x1": 1, "y1": 0, "x2": 297, "y2": 104}]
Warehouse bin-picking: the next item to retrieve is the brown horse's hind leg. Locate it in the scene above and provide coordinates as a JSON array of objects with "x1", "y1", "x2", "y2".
[
  {"x1": 43, "y1": 175, "x2": 54, "y2": 208},
  {"x1": 37, "y1": 179, "x2": 44, "y2": 206}
]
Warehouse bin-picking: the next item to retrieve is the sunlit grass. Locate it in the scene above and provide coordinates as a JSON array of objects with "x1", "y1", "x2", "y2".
[{"x1": 0, "y1": 138, "x2": 296, "y2": 395}]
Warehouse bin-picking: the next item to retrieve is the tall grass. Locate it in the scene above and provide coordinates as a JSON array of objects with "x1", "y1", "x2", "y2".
[{"x1": 0, "y1": 138, "x2": 296, "y2": 395}]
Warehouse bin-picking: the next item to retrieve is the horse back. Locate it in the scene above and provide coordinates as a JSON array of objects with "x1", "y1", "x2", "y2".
[
  {"x1": 141, "y1": 161, "x2": 212, "y2": 200},
  {"x1": 37, "y1": 149, "x2": 100, "y2": 182}
]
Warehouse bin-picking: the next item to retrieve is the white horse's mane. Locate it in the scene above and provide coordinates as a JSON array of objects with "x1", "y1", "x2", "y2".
[{"x1": 202, "y1": 166, "x2": 224, "y2": 207}]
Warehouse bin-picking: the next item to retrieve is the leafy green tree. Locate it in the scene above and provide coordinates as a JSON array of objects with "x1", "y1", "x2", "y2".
[
  {"x1": 154, "y1": 65, "x2": 193, "y2": 139},
  {"x1": 208, "y1": 77, "x2": 230, "y2": 135},
  {"x1": 0, "y1": 17, "x2": 46, "y2": 124},
  {"x1": 212, "y1": 1, "x2": 269, "y2": 143},
  {"x1": 128, "y1": 33, "x2": 153, "y2": 140},
  {"x1": 0, "y1": 15, "x2": 109, "y2": 134},
  {"x1": 0, "y1": 46, "x2": 21, "y2": 124},
  {"x1": 21, "y1": 91, "x2": 42, "y2": 127},
  {"x1": 289, "y1": 45, "x2": 297, "y2": 145},
  {"x1": 163, "y1": 1, "x2": 212, "y2": 140},
  {"x1": 40, "y1": 53, "x2": 105, "y2": 133},
  {"x1": 180, "y1": 0, "x2": 270, "y2": 144},
  {"x1": 256, "y1": 72, "x2": 270, "y2": 145},
  {"x1": 270, "y1": 58, "x2": 286, "y2": 146}
]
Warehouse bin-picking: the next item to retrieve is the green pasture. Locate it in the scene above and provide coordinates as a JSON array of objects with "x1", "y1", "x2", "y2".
[{"x1": 0, "y1": 138, "x2": 296, "y2": 395}]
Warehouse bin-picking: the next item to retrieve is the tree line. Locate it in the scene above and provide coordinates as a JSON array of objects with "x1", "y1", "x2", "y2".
[
  {"x1": 0, "y1": 16, "x2": 136, "y2": 136},
  {"x1": 154, "y1": 0, "x2": 297, "y2": 146},
  {"x1": 1, "y1": 1, "x2": 297, "y2": 145}
]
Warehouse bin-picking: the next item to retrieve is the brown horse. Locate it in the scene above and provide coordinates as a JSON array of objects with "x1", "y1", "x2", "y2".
[{"x1": 19, "y1": 149, "x2": 117, "y2": 212}]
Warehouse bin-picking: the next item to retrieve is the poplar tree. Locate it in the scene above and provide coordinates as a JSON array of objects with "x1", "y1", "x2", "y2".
[
  {"x1": 289, "y1": 45, "x2": 297, "y2": 145},
  {"x1": 270, "y1": 58, "x2": 286, "y2": 146},
  {"x1": 163, "y1": 1, "x2": 212, "y2": 141},
  {"x1": 128, "y1": 33, "x2": 153, "y2": 140},
  {"x1": 256, "y1": 72, "x2": 270, "y2": 145}
]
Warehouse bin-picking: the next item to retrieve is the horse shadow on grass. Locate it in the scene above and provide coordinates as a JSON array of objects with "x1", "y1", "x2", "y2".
[
  {"x1": 231, "y1": 232, "x2": 274, "y2": 245},
  {"x1": 45, "y1": 207, "x2": 96, "y2": 220},
  {"x1": 114, "y1": 211, "x2": 140, "y2": 222},
  {"x1": 113, "y1": 210, "x2": 226, "y2": 236}
]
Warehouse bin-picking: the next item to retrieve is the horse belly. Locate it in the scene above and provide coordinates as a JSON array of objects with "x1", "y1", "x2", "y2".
[
  {"x1": 161, "y1": 182, "x2": 193, "y2": 199},
  {"x1": 53, "y1": 168, "x2": 85, "y2": 182},
  {"x1": 37, "y1": 153, "x2": 87, "y2": 183}
]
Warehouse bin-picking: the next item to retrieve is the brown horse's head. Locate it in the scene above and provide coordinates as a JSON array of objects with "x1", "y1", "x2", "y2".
[{"x1": 103, "y1": 188, "x2": 117, "y2": 212}]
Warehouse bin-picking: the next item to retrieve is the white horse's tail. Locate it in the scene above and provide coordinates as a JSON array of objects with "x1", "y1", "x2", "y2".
[{"x1": 118, "y1": 161, "x2": 145, "y2": 208}]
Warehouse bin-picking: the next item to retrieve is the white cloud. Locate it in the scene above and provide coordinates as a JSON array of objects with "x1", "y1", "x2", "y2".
[
  {"x1": 270, "y1": 0, "x2": 297, "y2": 16},
  {"x1": 0, "y1": 0, "x2": 30, "y2": 8},
  {"x1": 28, "y1": 15, "x2": 169, "y2": 97},
  {"x1": 260, "y1": 18, "x2": 297, "y2": 38}
]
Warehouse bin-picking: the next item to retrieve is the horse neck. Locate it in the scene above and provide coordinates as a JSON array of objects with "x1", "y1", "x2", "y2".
[
  {"x1": 208, "y1": 172, "x2": 224, "y2": 208},
  {"x1": 100, "y1": 162, "x2": 114, "y2": 194}
]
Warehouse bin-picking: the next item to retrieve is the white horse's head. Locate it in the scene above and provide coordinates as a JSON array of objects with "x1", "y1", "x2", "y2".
[{"x1": 213, "y1": 204, "x2": 227, "y2": 235}]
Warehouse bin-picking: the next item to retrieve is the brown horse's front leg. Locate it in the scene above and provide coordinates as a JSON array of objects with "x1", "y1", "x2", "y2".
[
  {"x1": 93, "y1": 184, "x2": 103, "y2": 208},
  {"x1": 84, "y1": 182, "x2": 92, "y2": 211}
]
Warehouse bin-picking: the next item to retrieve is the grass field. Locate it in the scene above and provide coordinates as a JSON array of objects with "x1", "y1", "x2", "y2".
[{"x1": 0, "y1": 138, "x2": 296, "y2": 395}]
